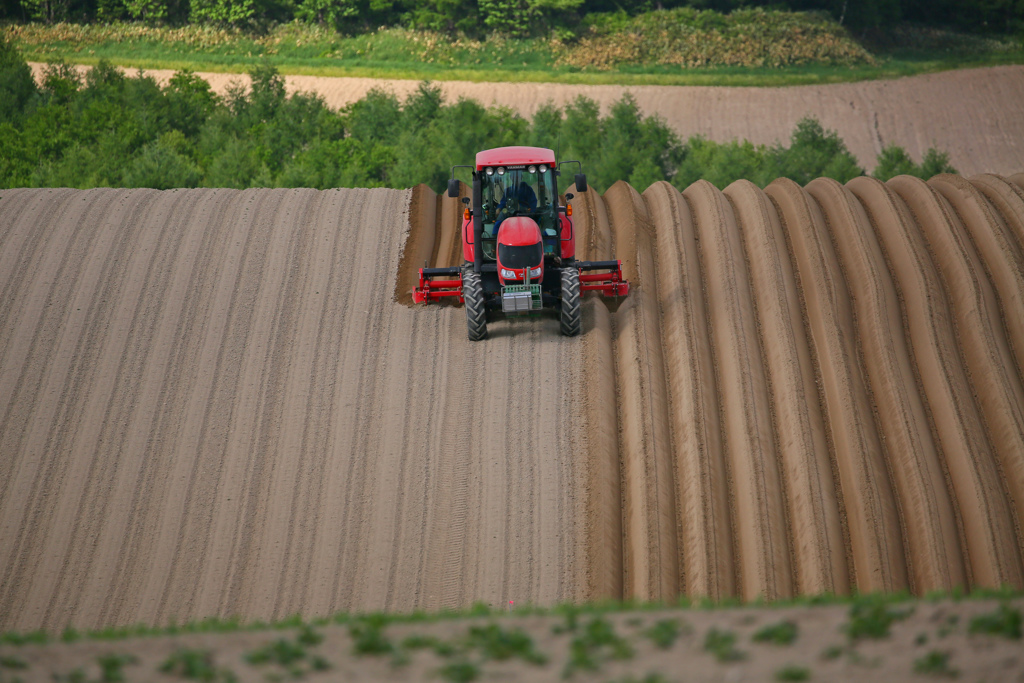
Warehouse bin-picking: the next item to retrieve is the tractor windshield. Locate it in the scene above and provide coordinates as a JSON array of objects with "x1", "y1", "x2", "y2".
[{"x1": 479, "y1": 165, "x2": 558, "y2": 258}]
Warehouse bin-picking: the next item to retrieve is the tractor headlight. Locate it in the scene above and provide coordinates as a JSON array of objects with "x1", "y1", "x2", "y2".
[
  {"x1": 528, "y1": 165, "x2": 536, "y2": 173},
  {"x1": 500, "y1": 268, "x2": 515, "y2": 278},
  {"x1": 529, "y1": 266, "x2": 542, "y2": 277},
  {"x1": 485, "y1": 166, "x2": 494, "y2": 176},
  {"x1": 496, "y1": 166, "x2": 505, "y2": 176},
  {"x1": 539, "y1": 165, "x2": 548, "y2": 173}
]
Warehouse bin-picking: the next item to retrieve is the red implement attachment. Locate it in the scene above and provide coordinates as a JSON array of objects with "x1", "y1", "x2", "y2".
[
  {"x1": 412, "y1": 266, "x2": 463, "y2": 304},
  {"x1": 578, "y1": 260, "x2": 630, "y2": 297}
]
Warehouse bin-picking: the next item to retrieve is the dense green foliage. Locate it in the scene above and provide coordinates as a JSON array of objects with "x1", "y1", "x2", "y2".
[
  {"x1": 0, "y1": 41, "x2": 956, "y2": 193},
  {"x1": 1, "y1": 0, "x2": 1021, "y2": 37}
]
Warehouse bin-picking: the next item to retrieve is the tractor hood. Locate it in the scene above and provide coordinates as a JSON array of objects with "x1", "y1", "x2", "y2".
[{"x1": 497, "y1": 216, "x2": 542, "y2": 246}]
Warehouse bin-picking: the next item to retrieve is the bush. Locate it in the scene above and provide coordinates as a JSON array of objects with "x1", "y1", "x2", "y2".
[{"x1": 873, "y1": 145, "x2": 958, "y2": 181}]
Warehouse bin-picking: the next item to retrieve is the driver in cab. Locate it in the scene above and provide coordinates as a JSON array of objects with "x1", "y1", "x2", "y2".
[{"x1": 494, "y1": 181, "x2": 538, "y2": 233}]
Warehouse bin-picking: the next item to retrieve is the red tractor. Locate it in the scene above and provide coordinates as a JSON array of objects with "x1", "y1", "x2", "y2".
[{"x1": 412, "y1": 146, "x2": 629, "y2": 340}]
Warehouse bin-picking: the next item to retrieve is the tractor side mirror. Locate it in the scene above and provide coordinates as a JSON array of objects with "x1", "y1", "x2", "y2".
[
  {"x1": 447, "y1": 178, "x2": 460, "y2": 198},
  {"x1": 565, "y1": 192, "x2": 574, "y2": 201},
  {"x1": 461, "y1": 197, "x2": 470, "y2": 205},
  {"x1": 574, "y1": 173, "x2": 588, "y2": 193}
]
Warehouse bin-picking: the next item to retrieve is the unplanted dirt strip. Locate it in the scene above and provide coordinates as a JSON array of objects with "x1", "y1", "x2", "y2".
[{"x1": 0, "y1": 187, "x2": 585, "y2": 632}]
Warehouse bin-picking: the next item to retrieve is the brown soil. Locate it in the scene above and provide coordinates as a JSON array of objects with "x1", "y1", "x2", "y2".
[
  {"x1": 2, "y1": 169, "x2": 1024, "y2": 638},
  {"x1": 0, "y1": 187, "x2": 586, "y2": 633},
  {"x1": 28, "y1": 63, "x2": 1024, "y2": 176}
]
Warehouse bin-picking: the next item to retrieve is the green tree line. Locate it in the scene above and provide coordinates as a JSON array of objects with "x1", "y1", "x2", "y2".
[
  {"x1": 1, "y1": 0, "x2": 1021, "y2": 36},
  {"x1": 0, "y1": 39, "x2": 955, "y2": 193}
]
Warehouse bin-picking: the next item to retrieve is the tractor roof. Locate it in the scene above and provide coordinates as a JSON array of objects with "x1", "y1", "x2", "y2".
[
  {"x1": 497, "y1": 217, "x2": 542, "y2": 247},
  {"x1": 476, "y1": 146, "x2": 556, "y2": 171}
]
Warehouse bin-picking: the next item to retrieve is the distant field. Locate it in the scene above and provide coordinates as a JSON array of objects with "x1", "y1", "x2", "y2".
[{"x1": 6, "y1": 16, "x2": 1024, "y2": 86}]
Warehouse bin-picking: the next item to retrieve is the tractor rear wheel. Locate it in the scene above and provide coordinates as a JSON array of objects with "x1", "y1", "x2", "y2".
[
  {"x1": 560, "y1": 268, "x2": 581, "y2": 336},
  {"x1": 463, "y1": 268, "x2": 488, "y2": 341}
]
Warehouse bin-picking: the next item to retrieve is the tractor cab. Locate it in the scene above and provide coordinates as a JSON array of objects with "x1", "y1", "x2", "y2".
[
  {"x1": 412, "y1": 145, "x2": 629, "y2": 341},
  {"x1": 478, "y1": 162, "x2": 560, "y2": 261}
]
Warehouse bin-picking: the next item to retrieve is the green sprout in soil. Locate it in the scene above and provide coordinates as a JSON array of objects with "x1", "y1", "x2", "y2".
[
  {"x1": 644, "y1": 618, "x2": 686, "y2": 649},
  {"x1": 96, "y1": 654, "x2": 136, "y2": 683},
  {"x1": 437, "y1": 660, "x2": 479, "y2": 683},
  {"x1": 845, "y1": 595, "x2": 913, "y2": 639},
  {"x1": 465, "y1": 624, "x2": 547, "y2": 664},
  {"x1": 244, "y1": 628, "x2": 330, "y2": 679},
  {"x1": 348, "y1": 615, "x2": 394, "y2": 655},
  {"x1": 913, "y1": 650, "x2": 959, "y2": 678},
  {"x1": 703, "y1": 627, "x2": 746, "y2": 662},
  {"x1": 774, "y1": 664, "x2": 811, "y2": 681},
  {"x1": 0, "y1": 657, "x2": 27, "y2": 670},
  {"x1": 968, "y1": 603, "x2": 1021, "y2": 639},
  {"x1": 160, "y1": 648, "x2": 236, "y2": 682},
  {"x1": 562, "y1": 617, "x2": 633, "y2": 678},
  {"x1": 753, "y1": 620, "x2": 799, "y2": 645},
  {"x1": 820, "y1": 644, "x2": 843, "y2": 660}
]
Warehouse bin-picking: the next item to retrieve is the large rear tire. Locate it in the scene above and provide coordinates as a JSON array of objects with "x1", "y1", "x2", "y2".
[
  {"x1": 560, "y1": 268, "x2": 581, "y2": 336},
  {"x1": 463, "y1": 268, "x2": 488, "y2": 341}
]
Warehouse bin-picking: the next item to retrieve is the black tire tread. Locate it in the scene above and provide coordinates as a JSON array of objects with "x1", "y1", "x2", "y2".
[
  {"x1": 463, "y1": 269, "x2": 488, "y2": 341},
  {"x1": 560, "y1": 268, "x2": 581, "y2": 336}
]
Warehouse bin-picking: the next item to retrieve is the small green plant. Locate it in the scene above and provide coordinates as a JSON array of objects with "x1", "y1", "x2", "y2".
[
  {"x1": 0, "y1": 657, "x2": 27, "y2": 670},
  {"x1": 0, "y1": 631, "x2": 47, "y2": 646},
  {"x1": 96, "y1": 654, "x2": 136, "y2": 683},
  {"x1": 552, "y1": 605, "x2": 580, "y2": 634},
  {"x1": 465, "y1": 624, "x2": 547, "y2": 664},
  {"x1": 244, "y1": 630, "x2": 329, "y2": 679},
  {"x1": 703, "y1": 627, "x2": 745, "y2": 662},
  {"x1": 913, "y1": 650, "x2": 958, "y2": 678},
  {"x1": 914, "y1": 632, "x2": 928, "y2": 646},
  {"x1": 753, "y1": 620, "x2": 798, "y2": 645},
  {"x1": 348, "y1": 615, "x2": 394, "y2": 655},
  {"x1": 437, "y1": 660, "x2": 479, "y2": 683},
  {"x1": 562, "y1": 617, "x2": 633, "y2": 678},
  {"x1": 245, "y1": 639, "x2": 306, "y2": 666},
  {"x1": 845, "y1": 595, "x2": 913, "y2": 639},
  {"x1": 296, "y1": 625, "x2": 323, "y2": 647},
  {"x1": 968, "y1": 603, "x2": 1021, "y2": 639},
  {"x1": 159, "y1": 648, "x2": 235, "y2": 682},
  {"x1": 644, "y1": 618, "x2": 684, "y2": 649},
  {"x1": 820, "y1": 644, "x2": 843, "y2": 660},
  {"x1": 774, "y1": 664, "x2": 810, "y2": 681},
  {"x1": 61, "y1": 628, "x2": 81, "y2": 643}
]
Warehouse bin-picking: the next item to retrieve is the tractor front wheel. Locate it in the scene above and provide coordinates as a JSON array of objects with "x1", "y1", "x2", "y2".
[
  {"x1": 463, "y1": 268, "x2": 488, "y2": 341},
  {"x1": 560, "y1": 268, "x2": 581, "y2": 336}
]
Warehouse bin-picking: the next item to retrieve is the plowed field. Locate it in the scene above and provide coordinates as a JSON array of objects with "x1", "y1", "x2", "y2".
[{"x1": 2, "y1": 172, "x2": 1024, "y2": 633}]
